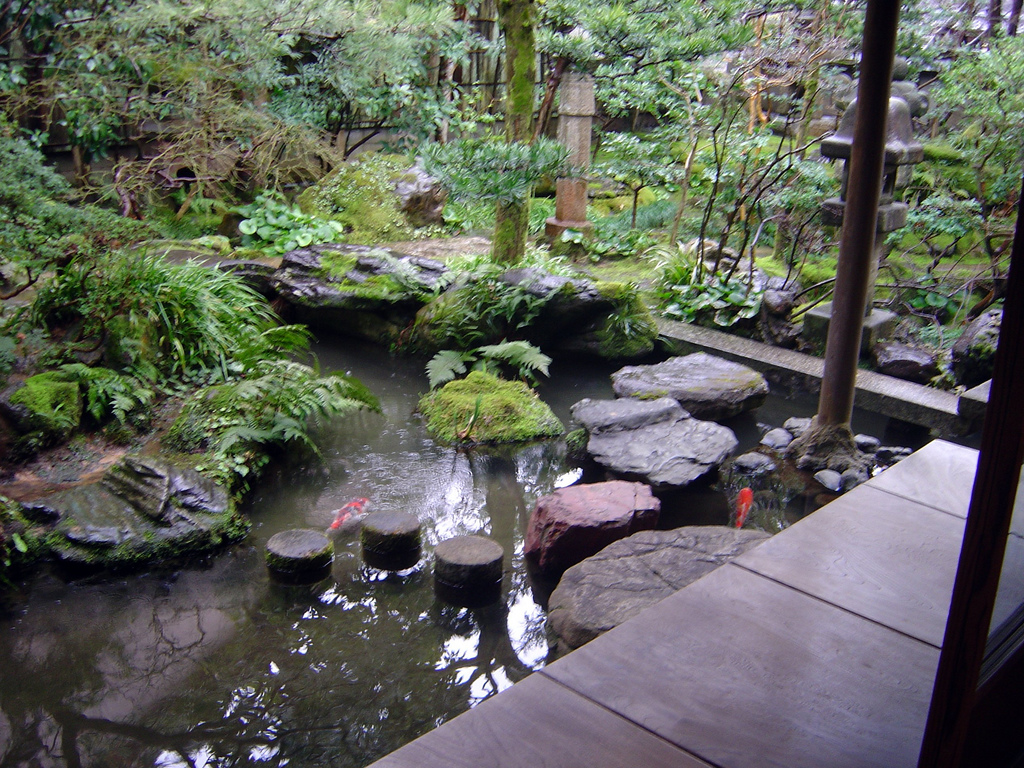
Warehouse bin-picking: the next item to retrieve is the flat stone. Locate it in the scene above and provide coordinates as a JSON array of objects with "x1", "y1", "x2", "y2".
[
  {"x1": 266, "y1": 529, "x2": 334, "y2": 580},
  {"x1": 525, "y1": 481, "x2": 660, "y2": 576},
  {"x1": 572, "y1": 398, "x2": 737, "y2": 489},
  {"x1": 611, "y1": 353, "x2": 769, "y2": 420},
  {"x1": 547, "y1": 526, "x2": 770, "y2": 650}
]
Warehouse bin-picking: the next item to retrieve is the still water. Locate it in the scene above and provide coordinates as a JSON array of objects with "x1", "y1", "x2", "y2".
[
  {"x1": 0, "y1": 339, "x2": 912, "y2": 767},
  {"x1": 0, "y1": 341, "x2": 619, "y2": 767}
]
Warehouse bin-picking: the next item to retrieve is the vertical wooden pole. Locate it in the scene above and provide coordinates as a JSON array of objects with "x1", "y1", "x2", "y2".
[
  {"x1": 816, "y1": 0, "x2": 899, "y2": 427},
  {"x1": 918, "y1": 180, "x2": 1024, "y2": 767}
]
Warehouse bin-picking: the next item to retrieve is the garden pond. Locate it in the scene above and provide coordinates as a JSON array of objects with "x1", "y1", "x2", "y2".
[{"x1": 0, "y1": 339, "x2": 912, "y2": 768}]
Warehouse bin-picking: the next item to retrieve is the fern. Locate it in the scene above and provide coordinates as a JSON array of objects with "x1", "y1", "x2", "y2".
[
  {"x1": 426, "y1": 350, "x2": 472, "y2": 390},
  {"x1": 426, "y1": 341, "x2": 552, "y2": 389},
  {"x1": 58, "y1": 363, "x2": 154, "y2": 426}
]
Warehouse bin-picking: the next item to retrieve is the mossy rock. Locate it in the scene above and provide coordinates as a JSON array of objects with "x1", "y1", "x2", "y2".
[
  {"x1": 297, "y1": 154, "x2": 414, "y2": 245},
  {"x1": 9, "y1": 371, "x2": 82, "y2": 443},
  {"x1": 419, "y1": 371, "x2": 563, "y2": 445},
  {"x1": 554, "y1": 281, "x2": 657, "y2": 361}
]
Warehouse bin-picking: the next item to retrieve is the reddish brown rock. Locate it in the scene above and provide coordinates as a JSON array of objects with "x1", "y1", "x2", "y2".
[{"x1": 525, "y1": 481, "x2": 660, "y2": 576}]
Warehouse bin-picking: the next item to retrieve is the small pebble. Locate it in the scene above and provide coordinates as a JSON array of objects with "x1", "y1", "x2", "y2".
[
  {"x1": 760, "y1": 428, "x2": 794, "y2": 451},
  {"x1": 813, "y1": 469, "x2": 844, "y2": 492},
  {"x1": 854, "y1": 434, "x2": 881, "y2": 453},
  {"x1": 732, "y1": 451, "x2": 777, "y2": 475},
  {"x1": 783, "y1": 417, "x2": 813, "y2": 438},
  {"x1": 840, "y1": 468, "x2": 869, "y2": 492}
]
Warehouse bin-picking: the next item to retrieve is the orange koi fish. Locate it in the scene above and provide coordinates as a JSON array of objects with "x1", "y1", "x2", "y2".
[
  {"x1": 329, "y1": 497, "x2": 369, "y2": 530},
  {"x1": 734, "y1": 488, "x2": 753, "y2": 529}
]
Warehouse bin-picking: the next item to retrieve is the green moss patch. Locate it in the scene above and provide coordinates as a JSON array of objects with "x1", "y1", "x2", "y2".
[
  {"x1": 10, "y1": 371, "x2": 82, "y2": 442},
  {"x1": 298, "y1": 154, "x2": 413, "y2": 245},
  {"x1": 419, "y1": 371, "x2": 562, "y2": 445}
]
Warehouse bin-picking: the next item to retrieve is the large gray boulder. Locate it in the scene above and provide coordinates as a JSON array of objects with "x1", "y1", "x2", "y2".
[
  {"x1": 525, "y1": 480, "x2": 659, "y2": 576},
  {"x1": 873, "y1": 341, "x2": 939, "y2": 384},
  {"x1": 271, "y1": 243, "x2": 449, "y2": 343},
  {"x1": 571, "y1": 397, "x2": 738, "y2": 489},
  {"x1": 952, "y1": 309, "x2": 1001, "y2": 389},
  {"x1": 547, "y1": 526, "x2": 770, "y2": 651},
  {"x1": 394, "y1": 162, "x2": 447, "y2": 227},
  {"x1": 611, "y1": 353, "x2": 769, "y2": 420}
]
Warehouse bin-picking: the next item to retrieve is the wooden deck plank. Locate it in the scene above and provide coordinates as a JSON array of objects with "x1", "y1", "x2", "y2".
[
  {"x1": 733, "y1": 484, "x2": 964, "y2": 647},
  {"x1": 542, "y1": 564, "x2": 940, "y2": 768},
  {"x1": 864, "y1": 439, "x2": 977, "y2": 517},
  {"x1": 370, "y1": 672, "x2": 712, "y2": 768}
]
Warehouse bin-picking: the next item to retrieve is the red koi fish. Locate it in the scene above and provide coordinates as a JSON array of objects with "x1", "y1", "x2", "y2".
[
  {"x1": 734, "y1": 487, "x2": 753, "y2": 529},
  {"x1": 329, "y1": 497, "x2": 369, "y2": 530}
]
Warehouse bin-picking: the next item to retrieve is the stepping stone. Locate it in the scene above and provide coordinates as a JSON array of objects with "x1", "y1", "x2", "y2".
[
  {"x1": 361, "y1": 511, "x2": 422, "y2": 570},
  {"x1": 266, "y1": 529, "x2": 334, "y2": 584},
  {"x1": 434, "y1": 535, "x2": 504, "y2": 607},
  {"x1": 547, "y1": 526, "x2": 770, "y2": 651},
  {"x1": 572, "y1": 397, "x2": 737, "y2": 489},
  {"x1": 611, "y1": 353, "x2": 769, "y2": 420},
  {"x1": 525, "y1": 480, "x2": 659, "y2": 576}
]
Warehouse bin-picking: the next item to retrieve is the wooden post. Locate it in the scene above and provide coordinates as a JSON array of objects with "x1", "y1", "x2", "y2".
[
  {"x1": 917, "y1": 179, "x2": 1024, "y2": 767},
  {"x1": 816, "y1": 0, "x2": 899, "y2": 427},
  {"x1": 546, "y1": 71, "x2": 595, "y2": 240}
]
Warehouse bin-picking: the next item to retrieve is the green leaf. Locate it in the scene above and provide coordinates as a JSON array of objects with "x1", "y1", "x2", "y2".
[{"x1": 11, "y1": 532, "x2": 27, "y2": 553}]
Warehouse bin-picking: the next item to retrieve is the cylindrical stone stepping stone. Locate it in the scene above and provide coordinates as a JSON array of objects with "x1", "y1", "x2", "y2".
[
  {"x1": 360, "y1": 511, "x2": 422, "y2": 570},
  {"x1": 266, "y1": 529, "x2": 334, "y2": 584},
  {"x1": 434, "y1": 535, "x2": 504, "y2": 608}
]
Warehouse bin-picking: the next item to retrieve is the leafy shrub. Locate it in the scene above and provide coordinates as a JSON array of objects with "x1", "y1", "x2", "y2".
[
  {"x1": 166, "y1": 358, "x2": 380, "y2": 492},
  {"x1": 651, "y1": 243, "x2": 762, "y2": 328},
  {"x1": 58, "y1": 363, "x2": 155, "y2": 428},
  {"x1": 27, "y1": 249, "x2": 278, "y2": 379},
  {"x1": 298, "y1": 154, "x2": 414, "y2": 244},
  {"x1": 234, "y1": 191, "x2": 345, "y2": 255}
]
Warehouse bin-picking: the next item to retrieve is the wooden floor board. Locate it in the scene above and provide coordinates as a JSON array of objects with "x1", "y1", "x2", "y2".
[
  {"x1": 733, "y1": 484, "x2": 964, "y2": 647},
  {"x1": 369, "y1": 673, "x2": 712, "y2": 768},
  {"x1": 865, "y1": 439, "x2": 977, "y2": 517},
  {"x1": 542, "y1": 564, "x2": 940, "y2": 768}
]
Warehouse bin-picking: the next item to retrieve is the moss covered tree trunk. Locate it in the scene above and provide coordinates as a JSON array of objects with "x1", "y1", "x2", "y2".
[{"x1": 494, "y1": 0, "x2": 536, "y2": 265}]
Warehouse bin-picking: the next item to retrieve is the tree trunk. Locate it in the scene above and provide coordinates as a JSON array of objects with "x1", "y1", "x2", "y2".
[{"x1": 493, "y1": 0, "x2": 536, "y2": 265}]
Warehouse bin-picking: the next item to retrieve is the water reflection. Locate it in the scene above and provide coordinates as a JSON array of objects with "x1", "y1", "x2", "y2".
[{"x1": 0, "y1": 340, "x2": 586, "y2": 767}]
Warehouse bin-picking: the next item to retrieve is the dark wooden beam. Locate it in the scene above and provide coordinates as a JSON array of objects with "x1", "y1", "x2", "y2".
[{"x1": 918, "y1": 176, "x2": 1024, "y2": 767}]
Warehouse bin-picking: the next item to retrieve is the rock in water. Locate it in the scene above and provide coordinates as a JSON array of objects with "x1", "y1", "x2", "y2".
[
  {"x1": 525, "y1": 481, "x2": 660, "y2": 576},
  {"x1": 611, "y1": 353, "x2": 768, "y2": 420},
  {"x1": 571, "y1": 397, "x2": 737, "y2": 489},
  {"x1": 547, "y1": 526, "x2": 770, "y2": 651},
  {"x1": 43, "y1": 455, "x2": 245, "y2": 567}
]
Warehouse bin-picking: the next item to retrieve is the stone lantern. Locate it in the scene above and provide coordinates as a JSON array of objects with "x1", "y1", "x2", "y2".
[{"x1": 804, "y1": 96, "x2": 923, "y2": 352}]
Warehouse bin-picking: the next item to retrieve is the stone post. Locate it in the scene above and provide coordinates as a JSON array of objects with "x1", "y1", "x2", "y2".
[{"x1": 545, "y1": 71, "x2": 595, "y2": 241}]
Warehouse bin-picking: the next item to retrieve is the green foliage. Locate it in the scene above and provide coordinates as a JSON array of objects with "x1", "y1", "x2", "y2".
[
  {"x1": 411, "y1": 261, "x2": 554, "y2": 351},
  {"x1": 423, "y1": 137, "x2": 570, "y2": 206},
  {"x1": 235, "y1": 191, "x2": 345, "y2": 255},
  {"x1": 651, "y1": 243, "x2": 762, "y2": 328},
  {"x1": 27, "y1": 249, "x2": 278, "y2": 379},
  {"x1": 418, "y1": 370, "x2": 562, "y2": 445},
  {"x1": 167, "y1": 357, "x2": 380, "y2": 492},
  {"x1": 298, "y1": 154, "x2": 414, "y2": 244},
  {"x1": 593, "y1": 282, "x2": 658, "y2": 359},
  {"x1": 426, "y1": 341, "x2": 552, "y2": 389},
  {"x1": 57, "y1": 363, "x2": 155, "y2": 428},
  {"x1": 1, "y1": 496, "x2": 44, "y2": 582},
  {"x1": 0, "y1": 121, "x2": 151, "y2": 292},
  {"x1": 593, "y1": 132, "x2": 679, "y2": 228}
]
